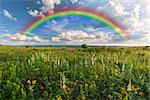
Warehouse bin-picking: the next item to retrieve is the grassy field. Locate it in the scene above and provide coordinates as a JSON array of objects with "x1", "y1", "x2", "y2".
[{"x1": 0, "y1": 46, "x2": 149, "y2": 100}]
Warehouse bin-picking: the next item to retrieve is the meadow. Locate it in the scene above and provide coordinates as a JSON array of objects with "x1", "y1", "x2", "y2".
[{"x1": 0, "y1": 46, "x2": 149, "y2": 100}]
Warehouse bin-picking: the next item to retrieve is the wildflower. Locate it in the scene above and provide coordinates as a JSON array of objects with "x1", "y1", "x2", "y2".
[
  {"x1": 63, "y1": 84, "x2": 67, "y2": 90},
  {"x1": 82, "y1": 95, "x2": 86, "y2": 100},
  {"x1": 115, "y1": 92, "x2": 122, "y2": 99},
  {"x1": 91, "y1": 57, "x2": 96, "y2": 65},
  {"x1": 57, "y1": 96, "x2": 62, "y2": 100},
  {"x1": 127, "y1": 79, "x2": 132, "y2": 92},
  {"x1": 35, "y1": 68, "x2": 40, "y2": 71},
  {"x1": 43, "y1": 90, "x2": 48, "y2": 97},
  {"x1": 95, "y1": 74, "x2": 99, "y2": 80},
  {"x1": 139, "y1": 75, "x2": 142, "y2": 79},
  {"x1": 138, "y1": 92, "x2": 144, "y2": 96},
  {"x1": 27, "y1": 80, "x2": 31, "y2": 85},
  {"x1": 31, "y1": 80, "x2": 36, "y2": 85},
  {"x1": 90, "y1": 84, "x2": 96, "y2": 88},
  {"x1": 66, "y1": 87, "x2": 71, "y2": 93},
  {"x1": 108, "y1": 94, "x2": 113, "y2": 99},
  {"x1": 127, "y1": 84, "x2": 132, "y2": 92},
  {"x1": 136, "y1": 87, "x2": 141, "y2": 91},
  {"x1": 44, "y1": 76, "x2": 48, "y2": 80}
]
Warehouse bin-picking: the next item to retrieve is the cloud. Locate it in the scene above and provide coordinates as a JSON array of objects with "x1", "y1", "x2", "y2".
[
  {"x1": 41, "y1": 0, "x2": 61, "y2": 11},
  {"x1": 27, "y1": 9, "x2": 54, "y2": 18},
  {"x1": 27, "y1": 0, "x2": 56, "y2": 17},
  {"x1": 51, "y1": 30, "x2": 112, "y2": 44},
  {"x1": 27, "y1": 0, "x2": 82, "y2": 17},
  {"x1": 96, "y1": 0, "x2": 149, "y2": 42},
  {"x1": 11, "y1": 33, "x2": 27, "y2": 41},
  {"x1": 28, "y1": 9, "x2": 55, "y2": 18},
  {"x1": 1, "y1": 33, "x2": 50, "y2": 43},
  {"x1": 97, "y1": 1, "x2": 139, "y2": 30},
  {"x1": 27, "y1": 10, "x2": 42, "y2": 17},
  {"x1": 142, "y1": 18, "x2": 150, "y2": 32},
  {"x1": 3, "y1": 9, "x2": 17, "y2": 21},
  {"x1": 30, "y1": 36, "x2": 49, "y2": 43},
  {"x1": 122, "y1": 32, "x2": 150, "y2": 45}
]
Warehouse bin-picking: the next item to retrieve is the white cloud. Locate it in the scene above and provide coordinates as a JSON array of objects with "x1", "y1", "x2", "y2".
[
  {"x1": 96, "y1": 0, "x2": 149, "y2": 43},
  {"x1": 3, "y1": 9, "x2": 17, "y2": 21},
  {"x1": 27, "y1": 9, "x2": 54, "y2": 17},
  {"x1": 27, "y1": 0, "x2": 82, "y2": 17},
  {"x1": 31, "y1": 36, "x2": 49, "y2": 43},
  {"x1": 27, "y1": 0, "x2": 57, "y2": 17},
  {"x1": 51, "y1": 30, "x2": 112, "y2": 44},
  {"x1": 97, "y1": 1, "x2": 140, "y2": 29},
  {"x1": 41, "y1": 0, "x2": 61, "y2": 11},
  {"x1": 142, "y1": 18, "x2": 150, "y2": 32},
  {"x1": 1, "y1": 33, "x2": 50, "y2": 43},
  {"x1": 27, "y1": 10, "x2": 42, "y2": 17},
  {"x1": 11, "y1": 33, "x2": 27, "y2": 41}
]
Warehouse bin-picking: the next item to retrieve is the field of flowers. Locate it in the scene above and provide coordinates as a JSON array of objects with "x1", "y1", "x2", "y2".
[{"x1": 0, "y1": 46, "x2": 149, "y2": 99}]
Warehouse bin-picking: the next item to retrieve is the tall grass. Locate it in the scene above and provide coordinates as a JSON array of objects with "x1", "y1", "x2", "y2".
[{"x1": 0, "y1": 46, "x2": 149, "y2": 99}]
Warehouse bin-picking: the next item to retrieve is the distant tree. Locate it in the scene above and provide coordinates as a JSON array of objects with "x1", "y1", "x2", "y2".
[
  {"x1": 25, "y1": 45, "x2": 32, "y2": 48},
  {"x1": 0, "y1": 44, "x2": 2, "y2": 46},
  {"x1": 81, "y1": 43, "x2": 87, "y2": 48},
  {"x1": 143, "y1": 46, "x2": 149, "y2": 50}
]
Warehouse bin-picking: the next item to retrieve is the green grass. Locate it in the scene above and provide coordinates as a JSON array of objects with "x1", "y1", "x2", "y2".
[{"x1": 0, "y1": 46, "x2": 149, "y2": 100}]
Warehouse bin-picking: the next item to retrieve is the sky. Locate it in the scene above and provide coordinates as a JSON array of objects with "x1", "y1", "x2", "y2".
[{"x1": 0, "y1": 0, "x2": 149, "y2": 46}]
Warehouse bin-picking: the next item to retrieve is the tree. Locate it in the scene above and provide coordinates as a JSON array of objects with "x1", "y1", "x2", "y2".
[{"x1": 81, "y1": 43, "x2": 87, "y2": 48}]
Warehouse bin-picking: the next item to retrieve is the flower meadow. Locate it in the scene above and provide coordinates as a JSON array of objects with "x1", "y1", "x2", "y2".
[{"x1": 0, "y1": 46, "x2": 149, "y2": 100}]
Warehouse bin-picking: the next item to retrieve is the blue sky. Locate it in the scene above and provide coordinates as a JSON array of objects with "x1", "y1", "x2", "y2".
[{"x1": 0, "y1": 0, "x2": 149, "y2": 45}]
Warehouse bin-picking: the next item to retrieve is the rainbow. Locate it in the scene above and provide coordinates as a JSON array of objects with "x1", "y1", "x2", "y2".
[{"x1": 22, "y1": 7, "x2": 128, "y2": 39}]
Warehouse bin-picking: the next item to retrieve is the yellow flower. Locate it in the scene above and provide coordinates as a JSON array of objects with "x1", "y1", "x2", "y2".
[
  {"x1": 115, "y1": 92, "x2": 122, "y2": 100},
  {"x1": 57, "y1": 96, "x2": 62, "y2": 100},
  {"x1": 82, "y1": 95, "x2": 86, "y2": 100},
  {"x1": 127, "y1": 85, "x2": 132, "y2": 92},
  {"x1": 95, "y1": 74, "x2": 99, "y2": 80},
  {"x1": 27, "y1": 80, "x2": 31, "y2": 85},
  {"x1": 31, "y1": 80, "x2": 36, "y2": 85},
  {"x1": 66, "y1": 87, "x2": 71, "y2": 92},
  {"x1": 90, "y1": 84, "x2": 96, "y2": 88}
]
